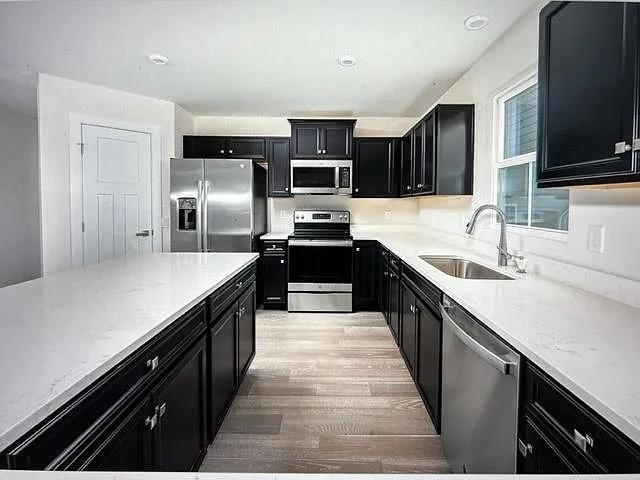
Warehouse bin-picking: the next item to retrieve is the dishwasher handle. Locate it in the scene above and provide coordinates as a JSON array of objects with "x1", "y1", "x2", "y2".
[{"x1": 441, "y1": 303, "x2": 517, "y2": 376}]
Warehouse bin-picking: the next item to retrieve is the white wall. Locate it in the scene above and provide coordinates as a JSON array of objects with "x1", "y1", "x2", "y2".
[
  {"x1": 0, "y1": 107, "x2": 41, "y2": 287},
  {"x1": 413, "y1": 3, "x2": 640, "y2": 301},
  {"x1": 38, "y1": 74, "x2": 176, "y2": 275}
]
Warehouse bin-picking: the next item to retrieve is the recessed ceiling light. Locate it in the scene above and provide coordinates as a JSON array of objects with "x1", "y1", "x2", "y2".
[
  {"x1": 148, "y1": 54, "x2": 169, "y2": 66},
  {"x1": 338, "y1": 55, "x2": 357, "y2": 68},
  {"x1": 464, "y1": 14, "x2": 489, "y2": 31}
]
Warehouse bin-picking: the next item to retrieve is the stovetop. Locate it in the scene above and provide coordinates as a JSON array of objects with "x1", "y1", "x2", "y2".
[{"x1": 290, "y1": 209, "x2": 351, "y2": 240}]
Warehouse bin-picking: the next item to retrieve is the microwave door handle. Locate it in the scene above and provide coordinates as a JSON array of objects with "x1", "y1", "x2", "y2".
[{"x1": 196, "y1": 180, "x2": 203, "y2": 252}]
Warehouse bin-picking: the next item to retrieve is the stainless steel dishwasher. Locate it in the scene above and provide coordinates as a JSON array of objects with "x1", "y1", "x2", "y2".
[{"x1": 440, "y1": 294, "x2": 521, "y2": 473}]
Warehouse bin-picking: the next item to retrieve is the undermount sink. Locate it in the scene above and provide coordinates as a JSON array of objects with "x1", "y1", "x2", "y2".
[{"x1": 419, "y1": 256, "x2": 515, "y2": 280}]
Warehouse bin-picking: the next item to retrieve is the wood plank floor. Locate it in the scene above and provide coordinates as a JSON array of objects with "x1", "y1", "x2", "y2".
[{"x1": 200, "y1": 309, "x2": 449, "y2": 474}]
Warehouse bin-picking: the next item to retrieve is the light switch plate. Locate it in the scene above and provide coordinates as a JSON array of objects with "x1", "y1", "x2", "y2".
[{"x1": 587, "y1": 225, "x2": 605, "y2": 254}]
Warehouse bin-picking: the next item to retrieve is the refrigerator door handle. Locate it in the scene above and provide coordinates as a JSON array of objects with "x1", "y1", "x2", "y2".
[
  {"x1": 202, "y1": 180, "x2": 210, "y2": 252},
  {"x1": 196, "y1": 180, "x2": 203, "y2": 252}
]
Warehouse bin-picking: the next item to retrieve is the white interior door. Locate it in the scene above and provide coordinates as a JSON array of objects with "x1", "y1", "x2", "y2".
[{"x1": 81, "y1": 124, "x2": 153, "y2": 266}]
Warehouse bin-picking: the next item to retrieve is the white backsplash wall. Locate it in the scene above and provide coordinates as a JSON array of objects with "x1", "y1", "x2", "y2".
[{"x1": 269, "y1": 196, "x2": 418, "y2": 232}]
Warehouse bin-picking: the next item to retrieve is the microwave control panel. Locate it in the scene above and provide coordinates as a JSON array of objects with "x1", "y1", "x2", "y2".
[{"x1": 339, "y1": 167, "x2": 351, "y2": 188}]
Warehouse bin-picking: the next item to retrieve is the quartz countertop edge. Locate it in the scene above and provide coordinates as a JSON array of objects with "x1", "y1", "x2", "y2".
[
  {"x1": 0, "y1": 252, "x2": 258, "y2": 452},
  {"x1": 260, "y1": 229, "x2": 640, "y2": 447}
]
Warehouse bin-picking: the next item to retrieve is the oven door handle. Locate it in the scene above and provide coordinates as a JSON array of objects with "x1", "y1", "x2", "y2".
[{"x1": 288, "y1": 239, "x2": 353, "y2": 247}]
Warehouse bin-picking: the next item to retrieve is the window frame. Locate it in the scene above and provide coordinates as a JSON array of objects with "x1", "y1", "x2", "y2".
[{"x1": 492, "y1": 74, "x2": 569, "y2": 239}]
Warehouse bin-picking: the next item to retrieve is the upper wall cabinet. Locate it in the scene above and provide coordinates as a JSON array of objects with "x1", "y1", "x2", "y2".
[
  {"x1": 266, "y1": 137, "x2": 291, "y2": 197},
  {"x1": 289, "y1": 120, "x2": 356, "y2": 159},
  {"x1": 353, "y1": 138, "x2": 399, "y2": 197},
  {"x1": 537, "y1": 2, "x2": 640, "y2": 188},
  {"x1": 183, "y1": 136, "x2": 266, "y2": 160},
  {"x1": 401, "y1": 105, "x2": 474, "y2": 197}
]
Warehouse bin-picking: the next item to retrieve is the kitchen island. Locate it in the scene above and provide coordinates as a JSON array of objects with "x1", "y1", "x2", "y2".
[{"x1": 0, "y1": 252, "x2": 258, "y2": 470}]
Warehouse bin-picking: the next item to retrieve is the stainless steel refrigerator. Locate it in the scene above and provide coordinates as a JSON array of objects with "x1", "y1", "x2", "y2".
[{"x1": 170, "y1": 158, "x2": 266, "y2": 252}]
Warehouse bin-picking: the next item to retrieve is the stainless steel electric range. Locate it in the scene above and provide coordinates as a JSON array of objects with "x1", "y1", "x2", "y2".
[{"x1": 287, "y1": 210, "x2": 353, "y2": 312}]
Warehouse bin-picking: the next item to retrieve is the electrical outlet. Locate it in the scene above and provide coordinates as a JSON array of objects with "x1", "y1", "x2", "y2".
[
  {"x1": 384, "y1": 210, "x2": 392, "y2": 221},
  {"x1": 279, "y1": 209, "x2": 289, "y2": 219},
  {"x1": 587, "y1": 225, "x2": 605, "y2": 254}
]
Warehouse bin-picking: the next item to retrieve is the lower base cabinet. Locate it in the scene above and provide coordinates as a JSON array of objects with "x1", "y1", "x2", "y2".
[
  {"x1": 400, "y1": 283, "x2": 417, "y2": 375},
  {"x1": 2, "y1": 263, "x2": 257, "y2": 473},
  {"x1": 519, "y1": 418, "x2": 579, "y2": 474},
  {"x1": 415, "y1": 295, "x2": 441, "y2": 431}
]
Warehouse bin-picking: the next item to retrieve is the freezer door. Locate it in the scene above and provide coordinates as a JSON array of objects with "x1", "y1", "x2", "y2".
[
  {"x1": 170, "y1": 159, "x2": 204, "y2": 252},
  {"x1": 204, "y1": 159, "x2": 253, "y2": 252}
]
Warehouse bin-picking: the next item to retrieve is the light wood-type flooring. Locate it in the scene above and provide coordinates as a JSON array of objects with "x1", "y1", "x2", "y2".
[{"x1": 200, "y1": 309, "x2": 449, "y2": 474}]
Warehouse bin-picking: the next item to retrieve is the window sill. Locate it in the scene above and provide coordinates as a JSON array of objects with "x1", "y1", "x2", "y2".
[{"x1": 499, "y1": 223, "x2": 569, "y2": 242}]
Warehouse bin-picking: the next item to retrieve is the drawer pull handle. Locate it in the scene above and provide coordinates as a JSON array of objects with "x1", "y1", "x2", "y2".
[
  {"x1": 146, "y1": 356, "x2": 159, "y2": 371},
  {"x1": 573, "y1": 429, "x2": 594, "y2": 453},
  {"x1": 158, "y1": 402, "x2": 167, "y2": 418},
  {"x1": 145, "y1": 413, "x2": 158, "y2": 430},
  {"x1": 518, "y1": 439, "x2": 533, "y2": 457}
]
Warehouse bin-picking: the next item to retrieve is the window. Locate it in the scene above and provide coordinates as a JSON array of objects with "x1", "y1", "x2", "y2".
[{"x1": 495, "y1": 78, "x2": 569, "y2": 232}]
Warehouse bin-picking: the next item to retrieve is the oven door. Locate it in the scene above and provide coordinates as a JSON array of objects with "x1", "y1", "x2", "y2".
[
  {"x1": 290, "y1": 160, "x2": 352, "y2": 195},
  {"x1": 288, "y1": 239, "x2": 353, "y2": 290}
]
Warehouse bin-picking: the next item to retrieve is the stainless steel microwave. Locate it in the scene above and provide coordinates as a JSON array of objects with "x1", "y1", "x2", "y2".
[{"x1": 290, "y1": 159, "x2": 352, "y2": 195}]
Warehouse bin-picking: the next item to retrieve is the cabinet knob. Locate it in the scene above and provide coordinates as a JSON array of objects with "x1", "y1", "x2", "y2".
[
  {"x1": 614, "y1": 141, "x2": 631, "y2": 154},
  {"x1": 285, "y1": 187, "x2": 289, "y2": 191},
  {"x1": 317, "y1": 149, "x2": 321, "y2": 154},
  {"x1": 406, "y1": 186, "x2": 411, "y2": 190},
  {"x1": 280, "y1": 259, "x2": 285, "y2": 264},
  {"x1": 323, "y1": 149, "x2": 327, "y2": 154},
  {"x1": 417, "y1": 183, "x2": 423, "y2": 188},
  {"x1": 146, "y1": 356, "x2": 159, "y2": 371},
  {"x1": 518, "y1": 439, "x2": 533, "y2": 457},
  {"x1": 219, "y1": 149, "x2": 225, "y2": 154},
  {"x1": 228, "y1": 149, "x2": 233, "y2": 154},
  {"x1": 354, "y1": 188, "x2": 359, "y2": 193},
  {"x1": 355, "y1": 247, "x2": 360, "y2": 252}
]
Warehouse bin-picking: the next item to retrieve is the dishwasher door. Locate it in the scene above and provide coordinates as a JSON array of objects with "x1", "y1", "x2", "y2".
[{"x1": 440, "y1": 295, "x2": 520, "y2": 474}]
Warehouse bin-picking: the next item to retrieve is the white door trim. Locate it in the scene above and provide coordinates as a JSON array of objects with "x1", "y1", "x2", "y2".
[{"x1": 69, "y1": 114, "x2": 162, "y2": 268}]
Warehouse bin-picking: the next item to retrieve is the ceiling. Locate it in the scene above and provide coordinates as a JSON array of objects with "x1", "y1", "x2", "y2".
[{"x1": 0, "y1": 0, "x2": 539, "y2": 118}]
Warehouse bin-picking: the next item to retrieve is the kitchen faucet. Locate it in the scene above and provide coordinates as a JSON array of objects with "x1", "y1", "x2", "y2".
[{"x1": 465, "y1": 204, "x2": 522, "y2": 267}]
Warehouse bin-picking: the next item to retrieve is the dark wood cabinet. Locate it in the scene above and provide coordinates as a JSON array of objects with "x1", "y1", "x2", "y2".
[
  {"x1": 380, "y1": 250, "x2": 390, "y2": 324},
  {"x1": 412, "y1": 121, "x2": 425, "y2": 193},
  {"x1": 399, "y1": 105, "x2": 473, "y2": 197},
  {"x1": 519, "y1": 361, "x2": 640, "y2": 473},
  {"x1": 289, "y1": 120, "x2": 355, "y2": 159},
  {"x1": 183, "y1": 136, "x2": 265, "y2": 159},
  {"x1": 237, "y1": 285, "x2": 256, "y2": 379},
  {"x1": 400, "y1": 283, "x2": 417, "y2": 376},
  {"x1": 537, "y1": 2, "x2": 640, "y2": 188},
  {"x1": 388, "y1": 258, "x2": 401, "y2": 342},
  {"x1": 82, "y1": 397, "x2": 153, "y2": 471},
  {"x1": 209, "y1": 307, "x2": 236, "y2": 437},
  {"x1": 266, "y1": 138, "x2": 290, "y2": 197},
  {"x1": 415, "y1": 295, "x2": 441, "y2": 432},
  {"x1": 260, "y1": 240, "x2": 287, "y2": 309},
  {"x1": 400, "y1": 132, "x2": 413, "y2": 196},
  {"x1": 153, "y1": 338, "x2": 207, "y2": 472},
  {"x1": 353, "y1": 241, "x2": 377, "y2": 310},
  {"x1": 353, "y1": 138, "x2": 398, "y2": 197}
]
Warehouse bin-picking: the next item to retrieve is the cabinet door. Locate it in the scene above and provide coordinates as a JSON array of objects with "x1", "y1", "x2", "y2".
[
  {"x1": 183, "y1": 136, "x2": 226, "y2": 158},
  {"x1": 400, "y1": 132, "x2": 413, "y2": 195},
  {"x1": 81, "y1": 397, "x2": 153, "y2": 471},
  {"x1": 323, "y1": 125, "x2": 352, "y2": 158},
  {"x1": 538, "y1": 2, "x2": 639, "y2": 187},
  {"x1": 388, "y1": 268, "x2": 401, "y2": 342},
  {"x1": 266, "y1": 138, "x2": 291, "y2": 197},
  {"x1": 354, "y1": 138, "x2": 397, "y2": 197},
  {"x1": 400, "y1": 284, "x2": 417, "y2": 376},
  {"x1": 519, "y1": 418, "x2": 578, "y2": 474},
  {"x1": 423, "y1": 113, "x2": 435, "y2": 194},
  {"x1": 381, "y1": 262, "x2": 390, "y2": 324},
  {"x1": 237, "y1": 285, "x2": 256, "y2": 380},
  {"x1": 416, "y1": 296, "x2": 441, "y2": 431},
  {"x1": 154, "y1": 338, "x2": 207, "y2": 472},
  {"x1": 209, "y1": 307, "x2": 237, "y2": 436},
  {"x1": 227, "y1": 138, "x2": 265, "y2": 159},
  {"x1": 412, "y1": 121, "x2": 425, "y2": 193},
  {"x1": 353, "y1": 241, "x2": 377, "y2": 310},
  {"x1": 262, "y1": 253, "x2": 287, "y2": 305},
  {"x1": 291, "y1": 125, "x2": 321, "y2": 158}
]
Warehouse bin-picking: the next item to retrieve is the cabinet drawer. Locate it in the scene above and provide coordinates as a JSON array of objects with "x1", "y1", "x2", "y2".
[
  {"x1": 209, "y1": 263, "x2": 256, "y2": 320},
  {"x1": 524, "y1": 363, "x2": 640, "y2": 473},
  {"x1": 262, "y1": 240, "x2": 287, "y2": 253},
  {"x1": 402, "y1": 265, "x2": 441, "y2": 312}
]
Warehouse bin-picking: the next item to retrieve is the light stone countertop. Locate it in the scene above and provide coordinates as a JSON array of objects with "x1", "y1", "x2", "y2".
[
  {"x1": 260, "y1": 227, "x2": 640, "y2": 446},
  {"x1": 0, "y1": 252, "x2": 258, "y2": 452}
]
